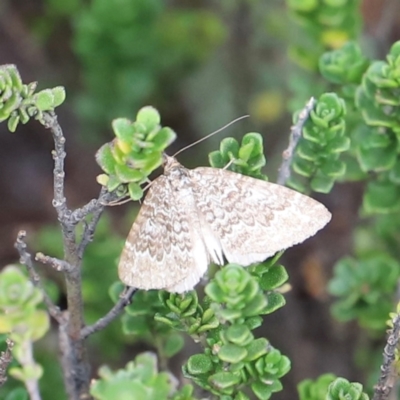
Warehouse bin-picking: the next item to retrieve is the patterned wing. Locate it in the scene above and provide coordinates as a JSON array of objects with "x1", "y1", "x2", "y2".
[
  {"x1": 118, "y1": 175, "x2": 209, "y2": 292},
  {"x1": 190, "y1": 167, "x2": 331, "y2": 266}
]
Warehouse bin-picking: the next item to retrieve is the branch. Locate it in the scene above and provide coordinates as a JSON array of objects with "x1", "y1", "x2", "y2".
[
  {"x1": 58, "y1": 316, "x2": 90, "y2": 400},
  {"x1": 0, "y1": 338, "x2": 14, "y2": 387},
  {"x1": 69, "y1": 187, "x2": 118, "y2": 225},
  {"x1": 43, "y1": 112, "x2": 68, "y2": 222},
  {"x1": 76, "y1": 188, "x2": 119, "y2": 259},
  {"x1": 277, "y1": 97, "x2": 316, "y2": 186},
  {"x1": 373, "y1": 312, "x2": 400, "y2": 400},
  {"x1": 43, "y1": 112, "x2": 78, "y2": 264},
  {"x1": 15, "y1": 230, "x2": 63, "y2": 323},
  {"x1": 81, "y1": 286, "x2": 137, "y2": 340},
  {"x1": 35, "y1": 252, "x2": 73, "y2": 272}
]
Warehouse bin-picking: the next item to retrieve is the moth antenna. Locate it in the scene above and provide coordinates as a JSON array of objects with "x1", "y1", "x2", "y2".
[
  {"x1": 106, "y1": 196, "x2": 131, "y2": 207},
  {"x1": 173, "y1": 115, "x2": 249, "y2": 158},
  {"x1": 106, "y1": 180, "x2": 155, "y2": 206},
  {"x1": 223, "y1": 158, "x2": 236, "y2": 170}
]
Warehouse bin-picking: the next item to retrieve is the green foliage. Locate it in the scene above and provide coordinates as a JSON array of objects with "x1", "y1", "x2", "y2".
[
  {"x1": 110, "y1": 283, "x2": 184, "y2": 360},
  {"x1": 298, "y1": 373, "x2": 337, "y2": 400},
  {"x1": 0, "y1": 64, "x2": 65, "y2": 132},
  {"x1": 90, "y1": 352, "x2": 196, "y2": 400},
  {"x1": 4, "y1": 387, "x2": 28, "y2": 400},
  {"x1": 96, "y1": 106, "x2": 176, "y2": 199},
  {"x1": 155, "y1": 290, "x2": 219, "y2": 340},
  {"x1": 289, "y1": 93, "x2": 348, "y2": 193},
  {"x1": 319, "y1": 41, "x2": 400, "y2": 211},
  {"x1": 209, "y1": 133, "x2": 267, "y2": 180},
  {"x1": 156, "y1": 259, "x2": 289, "y2": 400},
  {"x1": 0, "y1": 266, "x2": 49, "y2": 387},
  {"x1": 319, "y1": 41, "x2": 369, "y2": 87},
  {"x1": 286, "y1": 0, "x2": 362, "y2": 111},
  {"x1": 328, "y1": 254, "x2": 400, "y2": 331},
  {"x1": 313, "y1": 40, "x2": 400, "y2": 343},
  {"x1": 72, "y1": 0, "x2": 226, "y2": 129},
  {"x1": 326, "y1": 378, "x2": 369, "y2": 400},
  {"x1": 287, "y1": 0, "x2": 361, "y2": 71}
]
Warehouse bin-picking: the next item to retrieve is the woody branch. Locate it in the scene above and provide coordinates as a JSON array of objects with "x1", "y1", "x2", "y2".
[{"x1": 15, "y1": 111, "x2": 127, "y2": 400}]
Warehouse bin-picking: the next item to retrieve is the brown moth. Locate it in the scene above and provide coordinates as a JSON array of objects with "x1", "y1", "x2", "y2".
[{"x1": 118, "y1": 155, "x2": 331, "y2": 292}]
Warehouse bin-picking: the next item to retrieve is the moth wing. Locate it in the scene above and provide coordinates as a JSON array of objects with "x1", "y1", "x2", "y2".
[
  {"x1": 190, "y1": 167, "x2": 331, "y2": 266},
  {"x1": 118, "y1": 175, "x2": 209, "y2": 292}
]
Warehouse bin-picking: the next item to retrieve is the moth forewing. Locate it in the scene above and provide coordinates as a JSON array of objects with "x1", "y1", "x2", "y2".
[{"x1": 118, "y1": 155, "x2": 331, "y2": 293}]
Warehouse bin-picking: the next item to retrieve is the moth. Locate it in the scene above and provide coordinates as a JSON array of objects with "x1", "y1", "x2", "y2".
[{"x1": 118, "y1": 155, "x2": 331, "y2": 292}]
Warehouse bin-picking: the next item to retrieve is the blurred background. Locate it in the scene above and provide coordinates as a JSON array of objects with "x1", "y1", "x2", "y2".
[{"x1": 0, "y1": 0, "x2": 400, "y2": 399}]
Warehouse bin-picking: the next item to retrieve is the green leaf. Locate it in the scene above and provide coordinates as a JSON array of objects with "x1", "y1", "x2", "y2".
[
  {"x1": 220, "y1": 138, "x2": 240, "y2": 160},
  {"x1": 208, "y1": 371, "x2": 241, "y2": 390},
  {"x1": 251, "y1": 381, "x2": 275, "y2": 400},
  {"x1": 6, "y1": 65, "x2": 23, "y2": 91},
  {"x1": 259, "y1": 265, "x2": 288, "y2": 290},
  {"x1": 357, "y1": 140, "x2": 397, "y2": 172},
  {"x1": 208, "y1": 150, "x2": 225, "y2": 168},
  {"x1": 5, "y1": 387, "x2": 28, "y2": 400},
  {"x1": 51, "y1": 86, "x2": 66, "y2": 107},
  {"x1": 109, "y1": 281, "x2": 125, "y2": 303},
  {"x1": 106, "y1": 175, "x2": 121, "y2": 192},
  {"x1": 225, "y1": 324, "x2": 253, "y2": 345},
  {"x1": 121, "y1": 314, "x2": 150, "y2": 336},
  {"x1": 320, "y1": 159, "x2": 346, "y2": 177},
  {"x1": 91, "y1": 379, "x2": 148, "y2": 400},
  {"x1": 7, "y1": 113, "x2": 20, "y2": 132},
  {"x1": 150, "y1": 127, "x2": 177, "y2": 151},
  {"x1": 264, "y1": 292, "x2": 286, "y2": 314},
  {"x1": 115, "y1": 164, "x2": 145, "y2": 183},
  {"x1": 10, "y1": 364, "x2": 43, "y2": 382},
  {"x1": 292, "y1": 158, "x2": 315, "y2": 177},
  {"x1": 319, "y1": 41, "x2": 369, "y2": 84},
  {"x1": 218, "y1": 343, "x2": 248, "y2": 363},
  {"x1": 28, "y1": 310, "x2": 50, "y2": 341},
  {"x1": 136, "y1": 106, "x2": 161, "y2": 133},
  {"x1": 96, "y1": 144, "x2": 116, "y2": 174},
  {"x1": 186, "y1": 354, "x2": 213, "y2": 375},
  {"x1": 35, "y1": 89, "x2": 54, "y2": 111},
  {"x1": 296, "y1": 140, "x2": 320, "y2": 162},
  {"x1": 163, "y1": 333, "x2": 184, "y2": 358},
  {"x1": 112, "y1": 118, "x2": 134, "y2": 143},
  {"x1": 244, "y1": 338, "x2": 269, "y2": 362},
  {"x1": 310, "y1": 175, "x2": 334, "y2": 193},
  {"x1": 128, "y1": 183, "x2": 144, "y2": 201},
  {"x1": 363, "y1": 180, "x2": 400, "y2": 214},
  {"x1": 298, "y1": 374, "x2": 337, "y2": 400},
  {"x1": 389, "y1": 160, "x2": 400, "y2": 184},
  {"x1": 327, "y1": 378, "x2": 369, "y2": 400},
  {"x1": 326, "y1": 136, "x2": 350, "y2": 153}
]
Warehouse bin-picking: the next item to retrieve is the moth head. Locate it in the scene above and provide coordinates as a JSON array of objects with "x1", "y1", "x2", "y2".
[
  {"x1": 163, "y1": 154, "x2": 180, "y2": 171},
  {"x1": 162, "y1": 154, "x2": 189, "y2": 180}
]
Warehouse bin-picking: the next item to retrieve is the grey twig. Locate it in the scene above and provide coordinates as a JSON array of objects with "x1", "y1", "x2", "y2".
[
  {"x1": 15, "y1": 230, "x2": 63, "y2": 323},
  {"x1": 373, "y1": 312, "x2": 400, "y2": 400},
  {"x1": 43, "y1": 112, "x2": 68, "y2": 222},
  {"x1": 58, "y1": 316, "x2": 90, "y2": 400},
  {"x1": 70, "y1": 187, "x2": 118, "y2": 226},
  {"x1": 35, "y1": 252, "x2": 73, "y2": 272},
  {"x1": 76, "y1": 188, "x2": 119, "y2": 259},
  {"x1": 43, "y1": 112, "x2": 89, "y2": 400},
  {"x1": 81, "y1": 286, "x2": 137, "y2": 340},
  {"x1": 43, "y1": 112, "x2": 78, "y2": 263},
  {"x1": 0, "y1": 338, "x2": 14, "y2": 387},
  {"x1": 277, "y1": 97, "x2": 316, "y2": 186}
]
